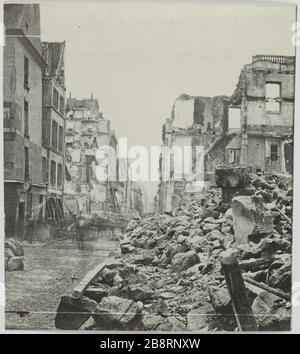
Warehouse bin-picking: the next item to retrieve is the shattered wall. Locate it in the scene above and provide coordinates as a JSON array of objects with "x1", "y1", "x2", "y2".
[
  {"x1": 158, "y1": 93, "x2": 229, "y2": 212},
  {"x1": 171, "y1": 96, "x2": 194, "y2": 129},
  {"x1": 171, "y1": 94, "x2": 229, "y2": 135},
  {"x1": 230, "y1": 56, "x2": 294, "y2": 175}
]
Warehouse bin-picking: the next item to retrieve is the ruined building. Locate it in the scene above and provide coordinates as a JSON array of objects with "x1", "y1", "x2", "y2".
[
  {"x1": 3, "y1": 4, "x2": 47, "y2": 236},
  {"x1": 228, "y1": 55, "x2": 294, "y2": 175},
  {"x1": 42, "y1": 41, "x2": 66, "y2": 225},
  {"x1": 157, "y1": 55, "x2": 294, "y2": 213},
  {"x1": 158, "y1": 94, "x2": 230, "y2": 212}
]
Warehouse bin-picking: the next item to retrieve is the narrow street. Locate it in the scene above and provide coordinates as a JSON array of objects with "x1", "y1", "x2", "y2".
[{"x1": 5, "y1": 239, "x2": 119, "y2": 330}]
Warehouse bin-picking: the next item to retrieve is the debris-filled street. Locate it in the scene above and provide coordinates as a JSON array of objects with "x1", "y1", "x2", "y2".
[{"x1": 55, "y1": 168, "x2": 292, "y2": 331}]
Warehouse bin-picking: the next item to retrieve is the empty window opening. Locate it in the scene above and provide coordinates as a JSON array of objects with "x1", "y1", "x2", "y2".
[
  {"x1": 228, "y1": 107, "x2": 241, "y2": 130},
  {"x1": 266, "y1": 82, "x2": 281, "y2": 114}
]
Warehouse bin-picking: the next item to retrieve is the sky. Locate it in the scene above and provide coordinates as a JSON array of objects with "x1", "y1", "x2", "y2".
[{"x1": 40, "y1": 1, "x2": 296, "y2": 205}]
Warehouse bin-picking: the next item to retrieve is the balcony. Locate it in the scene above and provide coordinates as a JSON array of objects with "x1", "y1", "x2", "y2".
[{"x1": 252, "y1": 55, "x2": 295, "y2": 65}]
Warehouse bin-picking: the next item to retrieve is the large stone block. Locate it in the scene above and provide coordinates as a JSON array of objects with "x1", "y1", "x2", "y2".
[
  {"x1": 252, "y1": 291, "x2": 291, "y2": 331},
  {"x1": 5, "y1": 239, "x2": 24, "y2": 257},
  {"x1": 232, "y1": 196, "x2": 273, "y2": 244},
  {"x1": 6, "y1": 256, "x2": 24, "y2": 271},
  {"x1": 215, "y1": 166, "x2": 249, "y2": 188},
  {"x1": 55, "y1": 296, "x2": 98, "y2": 330},
  {"x1": 93, "y1": 296, "x2": 143, "y2": 330},
  {"x1": 171, "y1": 250, "x2": 200, "y2": 272}
]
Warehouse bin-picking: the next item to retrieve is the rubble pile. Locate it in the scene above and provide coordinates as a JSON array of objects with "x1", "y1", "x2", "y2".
[
  {"x1": 56, "y1": 168, "x2": 293, "y2": 331},
  {"x1": 5, "y1": 239, "x2": 24, "y2": 272}
]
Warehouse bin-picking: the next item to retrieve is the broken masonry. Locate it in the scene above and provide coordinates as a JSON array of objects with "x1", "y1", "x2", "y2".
[{"x1": 55, "y1": 167, "x2": 292, "y2": 331}]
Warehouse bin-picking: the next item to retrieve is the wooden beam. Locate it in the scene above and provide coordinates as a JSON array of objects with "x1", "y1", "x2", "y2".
[
  {"x1": 72, "y1": 260, "x2": 110, "y2": 299},
  {"x1": 221, "y1": 251, "x2": 258, "y2": 331},
  {"x1": 243, "y1": 275, "x2": 290, "y2": 301}
]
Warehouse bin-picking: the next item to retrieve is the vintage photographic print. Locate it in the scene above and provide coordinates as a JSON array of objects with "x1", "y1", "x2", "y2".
[{"x1": 2, "y1": 1, "x2": 296, "y2": 332}]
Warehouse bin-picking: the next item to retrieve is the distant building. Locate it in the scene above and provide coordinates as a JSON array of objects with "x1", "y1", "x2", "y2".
[
  {"x1": 64, "y1": 96, "x2": 145, "y2": 217},
  {"x1": 228, "y1": 55, "x2": 294, "y2": 175},
  {"x1": 64, "y1": 95, "x2": 118, "y2": 214},
  {"x1": 42, "y1": 41, "x2": 66, "y2": 224},
  {"x1": 3, "y1": 4, "x2": 47, "y2": 235}
]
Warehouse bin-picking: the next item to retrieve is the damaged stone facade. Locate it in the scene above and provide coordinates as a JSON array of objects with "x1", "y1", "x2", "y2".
[
  {"x1": 158, "y1": 55, "x2": 294, "y2": 213},
  {"x1": 229, "y1": 55, "x2": 294, "y2": 175},
  {"x1": 158, "y1": 94, "x2": 229, "y2": 213}
]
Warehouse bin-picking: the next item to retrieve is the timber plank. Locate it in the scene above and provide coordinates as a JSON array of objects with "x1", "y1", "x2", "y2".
[{"x1": 72, "y1": 260, "x2": 110, "y2": 299}]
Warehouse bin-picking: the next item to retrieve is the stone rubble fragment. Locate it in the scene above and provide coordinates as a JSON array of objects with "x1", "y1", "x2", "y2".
[
  {"x1": 5, "y1": 239, "x2": 24, "y2": 272},
  {"x1": 232, "y1": 195, "x2": 274, "y2": 244},
  {"x1": 252, "y1": 291, "x2": 291, "y2": 331},
  {"x1": 93, "y1": 296, "x2": 143, "y2": 330},
  {"x1": 55, "y1": 296, "x2": 98, "y2": 330}
]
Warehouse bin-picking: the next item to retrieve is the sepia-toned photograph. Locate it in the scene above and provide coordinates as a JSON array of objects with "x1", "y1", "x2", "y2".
[{"x1": 1, "y1": 1, "x2": 298, "y2": 333}]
